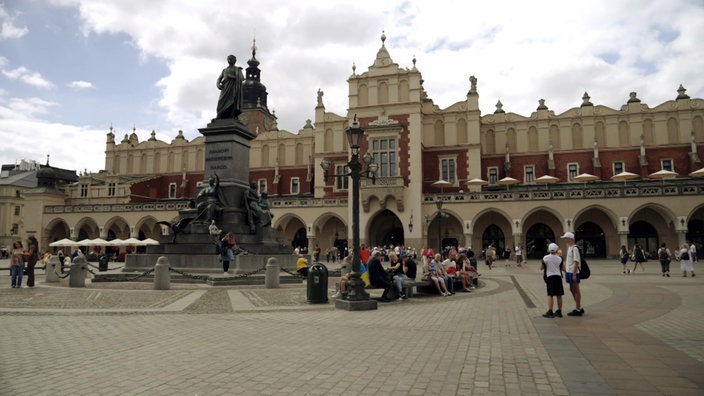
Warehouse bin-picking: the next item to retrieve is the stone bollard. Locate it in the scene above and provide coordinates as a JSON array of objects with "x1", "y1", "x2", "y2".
[
  {"x1": 264, "y1": 257, "x2": 280, "y2": 289},
  {"x1": 45, "y1": 256, "x2": 61, "y2": 283},
  {"x1": 153, "y1": 256, "x2": 171, "y2": 290},
  {"x1": 69, "y1": 256, "x2": 87, "y2": 288}
]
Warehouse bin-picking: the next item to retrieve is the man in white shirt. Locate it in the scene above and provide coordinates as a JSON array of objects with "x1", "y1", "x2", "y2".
[
  {"x1": 560, "y1": 232, "x2": 584, "y2": 316},
  {"x1": 690, "y1": 242, "x2": 698, "y2": 263}
]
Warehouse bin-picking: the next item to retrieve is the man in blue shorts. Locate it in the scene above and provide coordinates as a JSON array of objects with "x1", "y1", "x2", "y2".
[{"x1": 561, "y1": 232, "x2": 584, "y2": 316}]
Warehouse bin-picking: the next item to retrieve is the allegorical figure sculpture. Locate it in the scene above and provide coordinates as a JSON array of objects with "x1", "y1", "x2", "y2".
[
  {"x1": 195, "y1": 173, "x2": 222, "y2": 223},
  {"x1": 243, "y1": 181, "x2": 272, "y2": 232},
  {"x1": 216, "y1": 54, "x2": 244, "y2": 119}
]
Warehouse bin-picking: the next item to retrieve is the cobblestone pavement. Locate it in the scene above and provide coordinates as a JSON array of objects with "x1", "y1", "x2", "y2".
[{"x1": 1, "y1": 260, "x2": 703, "y2": 395}]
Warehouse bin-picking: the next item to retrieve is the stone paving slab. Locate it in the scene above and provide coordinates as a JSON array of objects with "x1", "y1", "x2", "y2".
[{"x1": 1, "y1": 261, "x2": 703, "y2": 395}]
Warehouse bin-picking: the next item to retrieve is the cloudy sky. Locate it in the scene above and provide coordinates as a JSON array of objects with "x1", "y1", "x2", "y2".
[{"x1": 1, "y1": 0, "x2": 703, "y2": 173}]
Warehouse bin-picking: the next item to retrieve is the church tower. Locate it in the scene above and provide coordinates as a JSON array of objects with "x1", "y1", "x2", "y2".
[{"x1": 241, "y1": 38, "x2": 277, "y2": 135}]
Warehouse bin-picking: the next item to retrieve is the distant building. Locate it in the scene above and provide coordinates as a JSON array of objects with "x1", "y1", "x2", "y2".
[{"x1": 19, "y1": 35, "x2": 704, "y2": 258}]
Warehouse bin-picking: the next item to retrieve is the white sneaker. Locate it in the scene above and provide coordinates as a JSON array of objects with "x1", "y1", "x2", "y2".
[
  {"x1": 331, "y1": 292, "x2": 341, "y2": 298},
  {"x1": 223, "y1": 272, "x2": 228, "y2": 276}
]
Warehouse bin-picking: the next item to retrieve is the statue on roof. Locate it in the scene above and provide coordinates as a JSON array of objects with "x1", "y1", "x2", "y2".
[{"x1": 216, "y1": 54, "x2": 245, "y2": 119}]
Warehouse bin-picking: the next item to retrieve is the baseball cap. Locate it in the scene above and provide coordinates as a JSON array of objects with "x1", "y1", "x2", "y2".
[
  {"x1": 560, "y1": 232, "x2": 575, "y2": 239},
  {"x1": 548, "y1": 243, "x2": 559, "y2": 252},
  {"x1": 372, "y1": 249, "x2": 381, "y2": 256}
]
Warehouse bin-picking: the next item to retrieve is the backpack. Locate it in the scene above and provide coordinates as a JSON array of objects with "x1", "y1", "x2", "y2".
[
  {"x1": 575, "y1": 247, "x2": 591, "y2": 279},
  {"x1": 681, "y1": 251, "x2": 690, "y2": 261},
  {"x1": 658, "y1": 248, "x2": 669, "y2": 261}
]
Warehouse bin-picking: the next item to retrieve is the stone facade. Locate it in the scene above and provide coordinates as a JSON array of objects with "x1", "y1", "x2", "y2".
[{"x1": 19, "y1": 35, "x2": 704, "y2": 260}]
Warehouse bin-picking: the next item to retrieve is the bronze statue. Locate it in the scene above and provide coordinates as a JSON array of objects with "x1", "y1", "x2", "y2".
[
  {"x1": 243, "y1": 181, "x2": 272, "y2": 232},
  {"x1": 216, "y1": 54, "x2": 245, "y2": 119},
  {"x1": 195, "y1": 173, "x2": 222, "y2": 223}
]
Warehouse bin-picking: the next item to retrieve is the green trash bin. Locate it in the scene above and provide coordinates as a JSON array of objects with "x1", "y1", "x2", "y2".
[
  {"x1": 98, "y1": 255, "x2": 108, "y2": 272},
  {"x1": 306, "y1": 263, "x2": 329, "y2": 304}
]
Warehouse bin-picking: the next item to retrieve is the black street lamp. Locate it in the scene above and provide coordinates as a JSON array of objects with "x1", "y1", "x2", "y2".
[{"x1": 321, "y1": 115, "x2": 378, "y2": 311}]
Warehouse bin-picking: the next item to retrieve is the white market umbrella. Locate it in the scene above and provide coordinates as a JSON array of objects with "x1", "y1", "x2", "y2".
[
  {"x1": 465, "y1": 178, "x2": 489, "y2": 187},
  {"x1": 648, "y1": 169, "x2": 678, "y2": 179},
  {"x1": 573, "y1": 173, "x2": 599, "y2": 183},
  {"x1": 432, "y1": 179, "x2": 453, "y2": 194},
  {"x1": 689, "y1": 167, "x2": 704, "y2": 177},
  {"x1": 76, "y1": 238, "x2": 93, "y2": 246},
  {"x1": 535, "y1": 175, "x2": 559, "y2": 184},
  {"x1": 49, "y1": 238, "x2": 78, "y2": 247},
  {"x1": 122, "y1": 237, "x2": 145, "y2": 246},
  {"x1": 142, "y1": 238, "x2": 160, "y2": 245},
  {"x1": 87, "y1": 238, "x2": 109, "y2": 246},
  {"x1": 497, "y1": 176, "x2": 520, "y2": 190},
  {"x1": 612, "y1": 171, "x2": 639, "y2": 184},
  {"x1": 535, "y1": 175, "x2": 559, "y2": 189}
]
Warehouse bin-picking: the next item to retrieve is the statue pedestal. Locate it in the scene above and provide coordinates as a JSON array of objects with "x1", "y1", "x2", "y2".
[{"x1": 144, "y1": 117, "x2": 292, "y2": 274}]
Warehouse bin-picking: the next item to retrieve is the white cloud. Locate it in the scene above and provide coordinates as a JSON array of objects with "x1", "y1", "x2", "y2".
[
  {"x1": 67, "y1": 80, "x2": 94, "y2": 89},
  {"x1": 0, "y1": 96, "x2": 57, "y2": 120},
  {"x1": 2, "y1": 66, "x2": 55, "y2": 89},
  {"x1": 0, "y1": 6, "x2": 29, "y2": 39},
  {"x1": 5, "y1": 0, "x2": 703, "y2": 173}
]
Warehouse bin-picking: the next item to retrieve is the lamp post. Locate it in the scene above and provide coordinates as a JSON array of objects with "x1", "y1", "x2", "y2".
[
  {"x1": 321, "y1": 115, "x2": 378, "y2": 311},
  {"x1": 435, "y1": 198, "x2": 444, "y2": 255}
]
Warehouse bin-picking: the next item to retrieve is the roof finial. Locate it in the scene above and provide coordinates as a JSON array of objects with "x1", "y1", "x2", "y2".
[
  {"x1": 46, "y1": 153, "x2": 50, "y2": 165},
  {"x1": 381, "y1": 30, "x2": 386, "y2": 46},
  {"x1": 251, "y1": 37, "x2": 257, "y2": 57}
]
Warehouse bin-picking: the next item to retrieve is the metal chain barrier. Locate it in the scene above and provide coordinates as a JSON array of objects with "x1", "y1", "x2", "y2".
[
  {"x1": 85, "y1": 261, "x2": 125, "y2": 271},
  {"x1": 55, "y1": 267, "x2": 71, "y2": 279},
  {"x1": 92, "y1": 268, "x2": 155, "y2": 282},
  {"x1": 280, "y1": 266, "x2": 306, "y2": 279},
  {"x1": 168, "y1": 267, "x2": 210, "y2": 281}
]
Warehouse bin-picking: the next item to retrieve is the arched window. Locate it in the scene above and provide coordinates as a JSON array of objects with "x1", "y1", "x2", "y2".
[
  {"x1": 277, "y1": 143, "x2": 286, "y2": 165},
  {"x1": 484, "y1": 130, "x2": 496, "y2": 154},
  {"x1": 378, "y1": 81, "x2": 389, "y2": 104},
  {"x1": 261, "y1": 144, "x2": 269, "y2": 167},
  {"x1": 506, "y1": 128, "x2": 516, "y2": 152},
  {"x1": 458, "y1": 119, "x2": 468, "y2": 145},
  {"x1": 571, "y1": 123, "x2": 583, "y2": 149},
  {"x1": 358, "y1": 84, "x2": 368, "y2": 106},
  {"x1": 549, "y1": 124, "x2": 561, "y2": 149},
  {"x1": 595, "y1": 121, "x2": 606, "y2": 146},
  {"x1": 643, "y1": 119, "x2": 654, "y2": 145},
  {"x1": 528, "y1": 126, "x2": 538, "y2": 152},
  {"x1": 398, "y1": 80, "x2": 409, "y2": 102},
  {"x1": 434, "y1": 120, "x2": 445, "y2": 146},
  {"x1": 618, "y1": 121, "x2": 630, "y2": 146},
  {"x1": 324, "y1": 129, "x2": 333, "y2": 152},
  {"x1": 667, "y1": 117, "x2": 679, "y2": 143}
]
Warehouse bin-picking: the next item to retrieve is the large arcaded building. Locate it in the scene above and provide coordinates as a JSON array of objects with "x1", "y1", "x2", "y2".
[{"x1": 22, "y1": 35, "x2": 704, "y2": 259}]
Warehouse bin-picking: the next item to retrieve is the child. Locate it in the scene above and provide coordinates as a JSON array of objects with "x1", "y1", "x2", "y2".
[{"x1": 541, "y1": 243, "x2": 564, "y2": 318}]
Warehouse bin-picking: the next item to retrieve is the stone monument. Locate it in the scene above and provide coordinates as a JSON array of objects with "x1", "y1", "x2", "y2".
[{"x1": 125, "y1": 54, "x2": 292, "y2": 274}]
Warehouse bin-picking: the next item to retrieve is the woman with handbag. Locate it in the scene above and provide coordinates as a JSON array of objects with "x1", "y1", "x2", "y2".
[
  {"x1": 619, "y1": 245, "x2": 631, "y2": 274},
  {"x1": 631, "y1": 243, "x2": 646, "y2": 273},
  {"x1": 10, "y1": 241, "x2": 25, "y2": 288}
]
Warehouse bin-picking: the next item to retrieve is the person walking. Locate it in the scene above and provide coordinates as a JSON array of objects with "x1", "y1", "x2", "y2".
[
  {"x1": 689, "y1": 242, "x2": 698, "y2": 264},
  {"x1": 10, "y1": 241, "x2": 25, "y2": 288},
  {"x1": 218, "y1": 232, "x2": 236, "y2": 275},
  {"x1": 541, "y1": 243, "x2": 564, "y2": 318},
  {"x1": 678, "y1": 243, "x2": 695, "y2": 277},
  {"x1": 560, "y1": 232, "x2": 584, "y2": 316},
  {"x1": 631, "y1": 243, "x2": 646, "y2": 273},
  {"x1": 657, "y1": 243, "x2": 672, "y2": 277},
  {"x1": 619, "y1": 245, "x2": 631, "y2": 274},
  {"x1": 24, "y1": 236, "x2": 39, "y2": 287}
]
